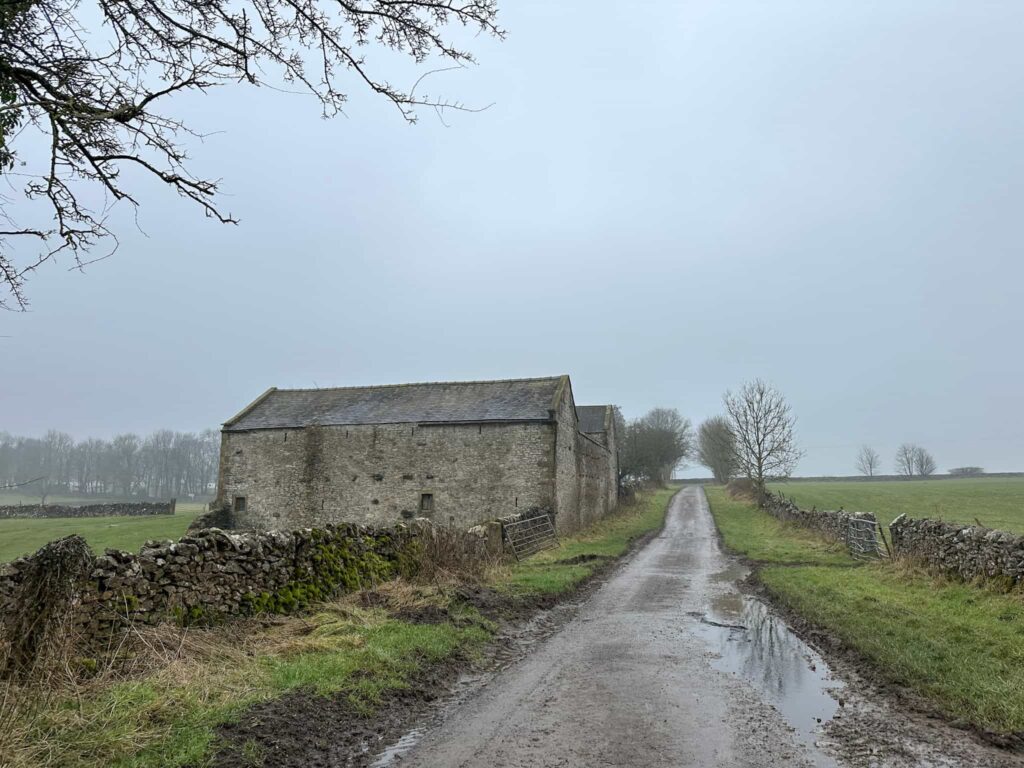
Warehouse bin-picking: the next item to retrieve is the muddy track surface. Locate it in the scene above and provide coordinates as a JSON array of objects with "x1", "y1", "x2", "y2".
[{"x1": 376, "y1": 487, "x2": 1023, "y2": 768}]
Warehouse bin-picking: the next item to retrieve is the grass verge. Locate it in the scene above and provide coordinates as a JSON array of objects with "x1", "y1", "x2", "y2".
[
  {"x1": 494, "y1": 487, "x2": 678, "y2": 596},
  {"x1": 705, "y1": 486, "x2": 1024, "y2": 737},
  {"x1": 706, "y1": 487, "x2": 852, "y2": 566},
  {"x1": 1, "y1": 583, "x2": 490, "y2": 768}
]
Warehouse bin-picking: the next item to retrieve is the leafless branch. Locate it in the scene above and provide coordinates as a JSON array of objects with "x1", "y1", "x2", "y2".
[{"x1": 0, "y1": 0, "x2": 504, "y2": 309}]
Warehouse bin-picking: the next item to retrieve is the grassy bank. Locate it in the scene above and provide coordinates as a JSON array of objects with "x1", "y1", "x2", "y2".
[
  {"x1": 2, "y1": 489, "x2": 678, "y2": 767},
  {"x1": 769, "y1": 477, "x2": 1024, "y2": 532},
  {"x1": 706, "y1": 489, "x2": 852, "y2": 567},
  {"x1": 495, "y1": 486, "x2": 678, "y2": 595},
  {"x1": 705, "y1": 486, "x2": 1024, "y2": 737},
  {"x1": 2, "y1": 585, "x2": 490, "y2": 768},
  {"x1": 0, "y1": 503, "x2": 207, "y2": 563}
]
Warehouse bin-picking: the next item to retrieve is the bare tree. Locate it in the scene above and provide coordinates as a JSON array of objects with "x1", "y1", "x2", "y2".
[
  {"x1": 0, "y1": 0, "x2": 504, "y2": 309},
  {"x1": 913, "y1": 446, "x2": 937, "y2": 476},
  {"x1": 895, "y1": 443, "x2": 917, "y2": 478},
  {"x1": 723, "y1": 380, "x2": 802, "y2": 503},
  {"x1": 619, "y1": 407, "x2": 693, "y2": 486},
  {"x1": 697, "y1": 416, "x2": 737, "y2": 484},
  {"x1": 855, "y1": 445, "x2": 880, "y2": 477}
]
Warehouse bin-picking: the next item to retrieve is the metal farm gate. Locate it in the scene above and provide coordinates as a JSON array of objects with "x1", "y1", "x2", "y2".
[
  {"x1": 846, "y1": 517, "x2": 888, "y2": 560},
  {"x1": 503, "y1": 514, "x2": 558, "y2": 560}
]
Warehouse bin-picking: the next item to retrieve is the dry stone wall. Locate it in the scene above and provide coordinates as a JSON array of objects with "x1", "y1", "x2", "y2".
[
  {"x1": 762, "y1": 492, "x2": 878, "y2": 543},
  {"x1": 0, "y1": 501, "x2": 174, "y2": 519},
  {"x1": 889, "y1": 515, "x2": 1024, "y2": 586},
  {"x1": 764, "y1": 492, "x2": 1024, "y2": 586},
  {"x1": 0, "y1": 521, "x2": 420, "y2": 669}
]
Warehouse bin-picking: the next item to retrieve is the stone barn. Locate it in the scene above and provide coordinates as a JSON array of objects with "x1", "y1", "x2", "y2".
[{"x1": 215, "y1": 375, "x2": 618, "y2": 533}]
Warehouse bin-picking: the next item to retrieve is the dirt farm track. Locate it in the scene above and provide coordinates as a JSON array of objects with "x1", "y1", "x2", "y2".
[{"x1": 369, "y1": 487, "x2": 1022, "y2": 768}]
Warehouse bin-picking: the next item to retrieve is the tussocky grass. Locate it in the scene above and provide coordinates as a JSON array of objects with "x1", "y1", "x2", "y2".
[
  {"x1": 706, "y1": 485, "x2": 1024, "y2": 736},
  {"x1": 704, "y1": 486, "x2": 853, "y2": 566},
  {"x1": 1, "y1": 588, "x2": 491, "y2": 768}
]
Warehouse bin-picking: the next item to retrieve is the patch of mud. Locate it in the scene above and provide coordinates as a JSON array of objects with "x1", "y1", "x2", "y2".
[
  {"x1": 390, "y1": 605, "x2": 452, "y2": 625},
  {"x1": 553, "y1": 553, "x2": 614, "y2": 565},
  {"x1": 206, "y1": 658, "x2": 461, "y2": 768}
]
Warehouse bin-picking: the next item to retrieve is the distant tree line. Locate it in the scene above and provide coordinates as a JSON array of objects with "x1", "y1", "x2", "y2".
[
  {"x1": 0, "y1": 430, "x2": 219, "y2": 501},
  {"x1": 948, "y1": 466, "x2": 984, "y2": 476},
  {"x1": 853, "y1": 443, "x2": 938, "y2": 478}
]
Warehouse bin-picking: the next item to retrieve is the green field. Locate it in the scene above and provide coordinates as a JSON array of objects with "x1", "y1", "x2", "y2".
[
  {"x1": 770, "y1": 477, "x2": 1024, "y2": 532},
  {"x1": 706, "y1": 486, "x2": 1024, "y2": 736},
  {"x1": 0, "y1": 503, "x2": 206, "y2": 562}
]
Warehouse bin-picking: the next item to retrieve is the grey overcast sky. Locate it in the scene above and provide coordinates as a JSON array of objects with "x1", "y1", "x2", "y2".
[{"x1": 1, "y1": 0, "x2": 1022, "y2": 476}]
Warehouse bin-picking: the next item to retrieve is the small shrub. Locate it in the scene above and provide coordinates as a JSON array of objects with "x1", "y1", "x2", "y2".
[
  {"x1": 406, "y1": 524, "x2": 502, "y2": 586},
  {"x1": 725, "y1": 478, "x2": 756, "y2": 501}
]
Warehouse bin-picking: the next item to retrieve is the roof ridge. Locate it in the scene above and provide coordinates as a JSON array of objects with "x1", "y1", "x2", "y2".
[{"x1": 270, "y1": 375, "x2": 568, "y2": 394}]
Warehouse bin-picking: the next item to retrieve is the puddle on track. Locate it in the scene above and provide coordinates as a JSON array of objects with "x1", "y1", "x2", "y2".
[
  {"x1": 691, "y1": 592, "x2": 844, "y2": 766},
  {"x1": 369, "y1": 727, "x2": 425, "y2": 767}
]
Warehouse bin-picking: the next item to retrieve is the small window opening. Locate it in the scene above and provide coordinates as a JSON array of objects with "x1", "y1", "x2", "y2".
[
  {"x1": 419, "y1": 493, "x2": 434, "y2": 514},
  {"x1": 234, "y1": 496, "x2": 247, "y2": 513}
]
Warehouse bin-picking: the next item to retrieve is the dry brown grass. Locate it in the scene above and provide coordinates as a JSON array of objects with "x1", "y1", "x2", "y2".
[
  {"x1": 0, "y1": 578, "x2": 486, "y2": 768},
  {"x1": 0, "y1": 618, "x2": 272, "y2": 768},
  {"x1": 406, "y1": 524, "x2": 504, "y2": 586},
  {"x1": 0, "y1": 520, "x2": 503, "y2": 767},
  {"x1": 725, "y1": 478, "x2": 757, "y2": 501}
]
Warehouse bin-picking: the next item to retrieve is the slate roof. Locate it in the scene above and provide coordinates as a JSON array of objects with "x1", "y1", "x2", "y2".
[
  {"x1": 576, "y1": 405, "x2": 611, "y2": 434},
  {"x1": 224, "y1": 376, "x2": 568, "y2": 431}
]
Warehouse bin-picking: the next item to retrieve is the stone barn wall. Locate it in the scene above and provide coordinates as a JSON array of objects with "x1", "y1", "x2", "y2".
[
  {"x1": 0, "y1": 501, "x2": 174, "y2": 519},
  {"x1": 218, "y1": 422, "x2": 556, "y2": 532},
  {"x1": 552, "y1": 383, "x2": 582, "y2": 533},
  {"x1": 576, "y1": 433, "x2": 615, "y2": 530}
]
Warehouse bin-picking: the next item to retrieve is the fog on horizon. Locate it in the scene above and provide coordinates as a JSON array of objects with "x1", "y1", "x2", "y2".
[{"x1": 1, "y1": 0, "x2": 1021, "y2": 477}]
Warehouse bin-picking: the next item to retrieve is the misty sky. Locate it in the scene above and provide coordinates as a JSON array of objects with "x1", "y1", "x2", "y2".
[{"x1": 1, "y1": 0, "x2": 1022, "y2": 476}]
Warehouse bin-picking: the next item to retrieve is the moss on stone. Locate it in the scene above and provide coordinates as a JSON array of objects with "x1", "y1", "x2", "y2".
[
  {"x1": 173, "y1": 604, "x2": 214, "y2": 627},
  {"x1": 241, "y1": 533, "x2": 409, "y2": 617}
]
